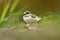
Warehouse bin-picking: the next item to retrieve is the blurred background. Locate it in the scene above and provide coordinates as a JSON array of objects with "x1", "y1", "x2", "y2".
[
  {"x1": 0, "y1": 0, "x2": 60, "y2": 15},
  {"x1": 0, "y1": 0, "x2": 60, "y2": 40}
]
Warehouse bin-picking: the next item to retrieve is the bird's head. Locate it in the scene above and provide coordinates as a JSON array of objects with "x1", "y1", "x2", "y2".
[{"x1": 24, "y1": 11, "x2": 31, "y2": 15}]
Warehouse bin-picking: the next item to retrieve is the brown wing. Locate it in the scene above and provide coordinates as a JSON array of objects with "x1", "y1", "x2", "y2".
[{"x1": 31, "y1": 14, "x2": 37, "y2": 18}]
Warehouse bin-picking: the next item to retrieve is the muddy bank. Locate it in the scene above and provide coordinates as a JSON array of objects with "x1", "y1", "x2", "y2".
[{"x1": 0, "y1": 28, "x2": 59, "y2": 40}]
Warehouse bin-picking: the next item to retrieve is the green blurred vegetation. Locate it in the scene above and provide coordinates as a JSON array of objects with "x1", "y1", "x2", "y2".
[{"x1": 0, "y1": 0, "x2": 29, "y2": 27}]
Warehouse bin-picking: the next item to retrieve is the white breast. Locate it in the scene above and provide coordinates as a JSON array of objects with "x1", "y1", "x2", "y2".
[
  {"x1": 23, "y1": 16, "x2": 32, "y2": 23},
  {"x1": 23, "y1": 15, "x2": 41, "y2": 24}
]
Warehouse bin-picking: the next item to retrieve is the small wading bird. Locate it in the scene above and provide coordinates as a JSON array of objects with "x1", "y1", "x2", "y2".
[{"x1": 23, "y1": 11, "x2": 42, "y2": 30}]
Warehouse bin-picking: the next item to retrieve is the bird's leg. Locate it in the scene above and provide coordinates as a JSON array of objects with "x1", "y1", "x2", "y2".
[
  {"x1": 30, "y1": 22, "x2": 38, "y2": 27},
  {"x1": 26, "y1": 24, "x2": 31, "y2": 27},
  {"x1": 25, "y1": 22, "x2": 38, "y2": 30},
  {"x1": 25, "y1": 24, "x2": 31, "y2": 29},
  {"x1": 25, "y1": 22, "x2": 39, "y2": 31}
]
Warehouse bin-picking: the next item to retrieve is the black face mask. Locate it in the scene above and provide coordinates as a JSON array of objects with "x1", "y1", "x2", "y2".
[{"x1": 24, "y1": 12, "x2": 29, "y2": 15}]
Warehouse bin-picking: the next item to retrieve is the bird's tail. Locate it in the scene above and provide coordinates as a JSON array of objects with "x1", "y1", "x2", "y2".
[
  {"x1": 36, "y1": 17, "x2": 42, "y2": 21},
  {"x1": 38, "y1": 18, "x2": 42, "y2": 21}
]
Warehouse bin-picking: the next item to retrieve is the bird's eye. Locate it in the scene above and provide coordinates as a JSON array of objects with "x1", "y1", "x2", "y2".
[{"x1": 26, "y1": 12, "x2": 29, "y2": 14}]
